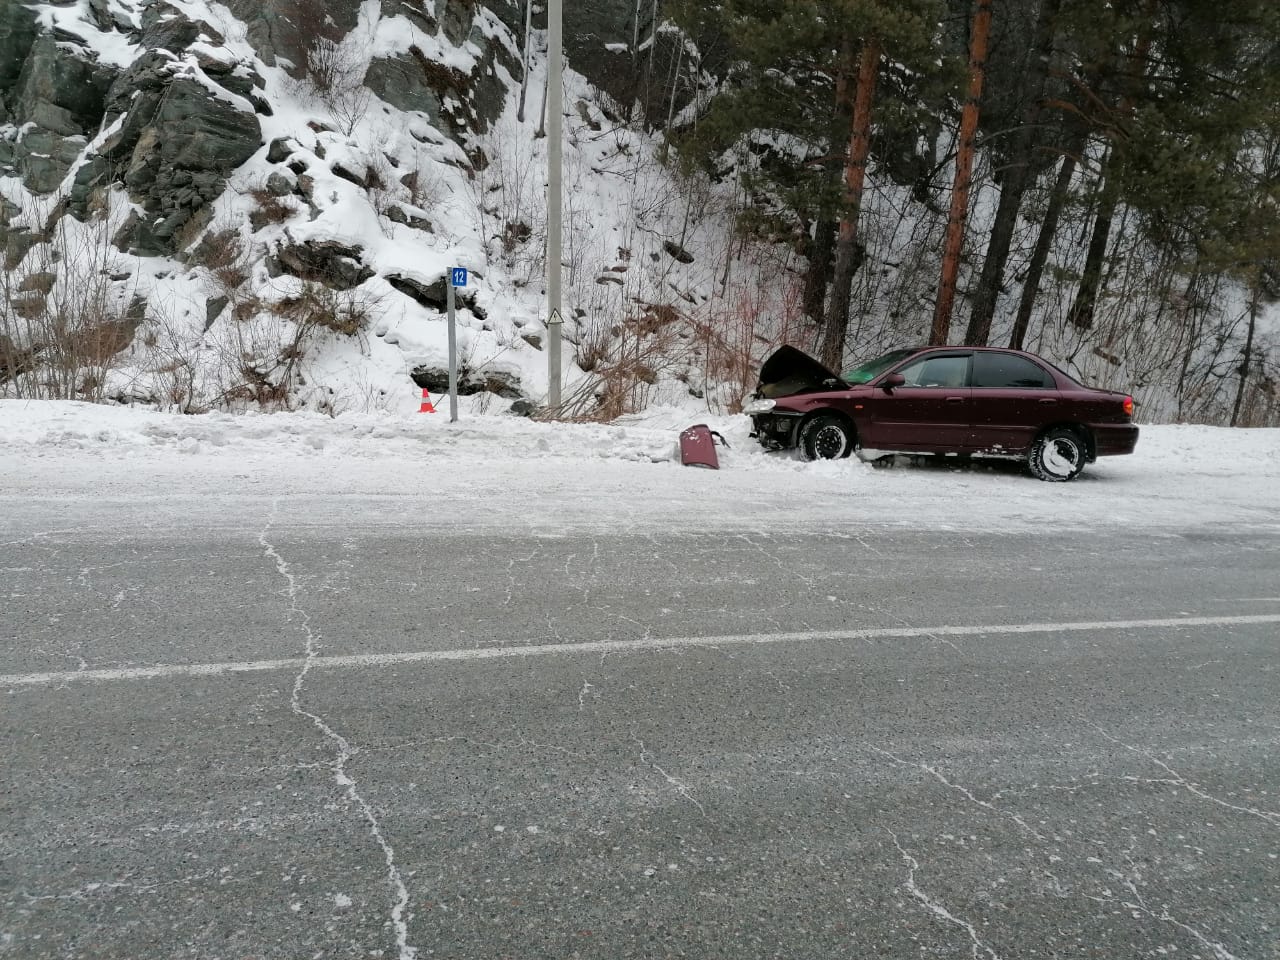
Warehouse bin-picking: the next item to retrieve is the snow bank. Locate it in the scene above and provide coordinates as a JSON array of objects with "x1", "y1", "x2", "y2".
[{"x1": 2, "y1": 401, "x2": 1277, "y2": 537}]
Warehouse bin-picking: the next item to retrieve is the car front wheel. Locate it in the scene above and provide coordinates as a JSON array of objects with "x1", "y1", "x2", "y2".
[
  {"x1": 1028, "y1": 427, "x2": 1087, "y2": 481},
  {"x1": 800, "y1": 414, "x2": 855, "y2": 461}
]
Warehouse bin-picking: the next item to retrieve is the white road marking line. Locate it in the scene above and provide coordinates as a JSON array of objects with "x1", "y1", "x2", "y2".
[{"x1": 4, "y1": 614, "x2": 1279, "y2": 688}]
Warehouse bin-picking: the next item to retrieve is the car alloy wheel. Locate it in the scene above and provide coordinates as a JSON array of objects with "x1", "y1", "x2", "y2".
[
  {"x1": 801, "y1": 414, "x2": 855, "y2": 461},
  {"x1": 1029, "y1": 427, "x2": 1086, "y2": 481}
]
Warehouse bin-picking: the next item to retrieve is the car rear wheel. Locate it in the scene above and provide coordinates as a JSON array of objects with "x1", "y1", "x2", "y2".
[
  {"x1": 800, "y1": 414, "x2": 855, "y2": 461},
  {"x1": 1028, "y1": 427, "x2": 1086, "y2": 482}
]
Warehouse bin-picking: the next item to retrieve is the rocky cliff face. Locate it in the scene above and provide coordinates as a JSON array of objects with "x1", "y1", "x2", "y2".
[
  {"x1": 0, "y1": 0, "x2": 538, "y2": 409},
  {"x1": 0, "y1": 0, "x2": 713, "y2": 417},
  {"x1": 0, "y1": 0, "x2": 532, "y2": 257}
]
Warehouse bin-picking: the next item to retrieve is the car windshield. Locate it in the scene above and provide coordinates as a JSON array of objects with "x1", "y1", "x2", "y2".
[{"x1": 842, "y1": 348, "x2": 918, "y2": 384}]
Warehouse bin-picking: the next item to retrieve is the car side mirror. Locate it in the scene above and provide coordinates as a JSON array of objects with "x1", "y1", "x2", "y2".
[{"x1": 881, "y1": 373, "x2": 906, "y2": 392}]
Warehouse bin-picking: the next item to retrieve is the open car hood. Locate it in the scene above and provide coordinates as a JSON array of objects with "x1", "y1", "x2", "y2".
[{"x1": 756, "y1": 345, "x2": 843, "y2": 399}]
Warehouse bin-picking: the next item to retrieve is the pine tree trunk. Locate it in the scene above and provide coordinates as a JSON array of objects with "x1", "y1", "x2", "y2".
[
  {"x1": 516, "y1": 0, "x2": 533, "y2": 122},
  {"x1": 1231, "y1": 268, "x2": 1261, "y2": 426},
  {"x1": 963, "y1": 0, "x2": 1059, "y2": 346},
  {"x1": 664, "y1": 40, "x2": 684, "y2": 132},
  {"x1": 630, "y1": 0, "x2": 643, "y2": 121},
  {"x1": 1066, "y1": 5, "x2": 1155, "y2": 333},
  {"x1": 647, "y1": 0, "x2": 659, "y2": 96},
  {"x1": 931, "y1": 0, "x2": 993, "y2": 346},
  {"x1": 1174, "y1": 270, "x2": 1204, "y2": 420},
  {"x1": 821, "y1": 36, "x2": 880, "y2": 371},
  {"x1": 803, "y1": 218, "x2": 837, "y2": 327},
  {"x1": 823, "y1": 225, "x2": 866, "y2": 369},
  {"x1": 964, "y1": 173, "x2": 1022, "y2": 346},
  {"x1": 1067, "y1": 152, "x2": 1120, "y2": 330},
  {"x1": 806, "y1": 38, "x2": 853, "y2": 336},
  {"x1": 1009, "y1": 141, "x2": 1081, "y2": 350}
]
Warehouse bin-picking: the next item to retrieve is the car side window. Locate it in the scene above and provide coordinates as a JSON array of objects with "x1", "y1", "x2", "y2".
[
  {"x1": 897, "y1": 355, "x2": 970, "y2": 388},
  {"x1": 971, "y1": 353, "x2": 1055, "y2": 389}
]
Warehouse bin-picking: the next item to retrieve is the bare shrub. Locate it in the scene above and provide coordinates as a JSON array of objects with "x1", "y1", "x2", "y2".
[
  {"x1": 248, "y1": 187, "x2": 294, "y2": 228},
  {"x1": 204, "y1": 306, "x2": 296, "y2": 410},
  {"x1": 364, "y1": 147, "x2": 401, "y2": 235},
  {"x1": 142, "y1": 298, "x2": 215, "y2": 413},
  {"x1": 191, "y1": 228, "x2": 252, "y2": 289},
  {"x1": 326, "y1": 84, "x2": 372, "y2": 138},
  {"x1": 1, "y1": 202, "x2": 140, "y2": 402},
  {"x1": 560, "y1": 307, "x2": 688, "y2": 421},
  {"x1": 278, "y1": 0, "x2": 374, "y2": 135},
  {"x1": 690, "y1": 276, "x2": 808, "y2": 413},
  {"x1": 194, "y1": 225, "x2": 261, "y2": 325},
  {"x1": 180, "y1": 226, "x2": 299, "y2": 411},
  {"x1": 271, "y1": 283, "x2": 377, "y2": 338},
  {"x1": 305, "y1": 37, "x2": 348, "y2": 94},
  {"x1": 304, "y1": 36, "x2": 371, "y2": 135},
  {"x1": 195, "y1": 280, "x2": 382, "y2": 411},
  {"x1": 463, "y1": 123, "x2": 547, "y2": 282},
  {"x1": 403, "y1": 160, "x2": 445, "y2": 211}
]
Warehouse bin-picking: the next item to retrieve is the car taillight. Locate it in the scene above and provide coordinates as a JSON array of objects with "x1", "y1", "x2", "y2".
[{"x1": 1123, "y1": 396, "x2": 1134, "y2": 417}]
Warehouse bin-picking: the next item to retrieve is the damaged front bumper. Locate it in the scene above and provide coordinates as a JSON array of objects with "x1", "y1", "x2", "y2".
[{"x1": 749, "y1": 411, "x2": 803, "y2": 450}]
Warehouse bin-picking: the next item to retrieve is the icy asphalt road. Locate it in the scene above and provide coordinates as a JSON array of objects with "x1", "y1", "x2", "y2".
[{"x1": 3, "y1": 477, "x2": 1279, "y2": 960}]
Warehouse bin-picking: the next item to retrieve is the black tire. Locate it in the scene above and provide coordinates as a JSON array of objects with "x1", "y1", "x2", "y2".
[
  {"x1": 1028, "y1": 426, "x2": 1087, "y2": 482},
  {"x1": 800, "y1": 414, "x2": 855, "y2": 461}
]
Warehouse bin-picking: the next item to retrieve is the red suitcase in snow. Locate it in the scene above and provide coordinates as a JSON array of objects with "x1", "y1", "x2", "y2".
[{"x1": 679, "y1": 424, "x2": 729, "y2": 469}]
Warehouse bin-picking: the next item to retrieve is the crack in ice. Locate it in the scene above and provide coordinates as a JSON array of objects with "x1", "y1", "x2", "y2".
[
  {"x1": 502, "y1": 549, "x2": 540, "y2": 607},
  {"x1": 887, "y1": 829, "x2": 1001, "y2": 960},
  {"x1": 631, "y1": 726, "x2": 707, "y2": 819},
  {"x1": 1087, "y1": 720, "x2": 1280, "y2": 827},
  {"x1": 1086, "y1": 840, "x2": 1241, "y2": 960},
  {"x1": 260, "y1": 504, "x2": 417, "y2": 960},
  {"x1": 872, "y1": 748, "x2": 1045, "y2": 840},
  {"x1": 736, "y1": 533, "x2": 817, "y2": 590}
]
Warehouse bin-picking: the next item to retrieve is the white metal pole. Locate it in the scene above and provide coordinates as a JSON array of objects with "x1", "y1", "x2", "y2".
[{"x1": 547, "y1": 0, "x2": 563, "y2": 412}]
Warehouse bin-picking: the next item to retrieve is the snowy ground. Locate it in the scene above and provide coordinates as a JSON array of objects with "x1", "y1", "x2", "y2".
[{"x1": 2, "y1": 400, "x2": 1278, "y2": 537}]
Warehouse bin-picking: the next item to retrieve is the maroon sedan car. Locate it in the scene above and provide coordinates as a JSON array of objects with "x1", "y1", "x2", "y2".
[{"x1": 744, "y1": 346, "x2": 1138, "y2": 481}]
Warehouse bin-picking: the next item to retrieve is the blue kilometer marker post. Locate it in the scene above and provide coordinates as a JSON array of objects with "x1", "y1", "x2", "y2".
[{"x1": 447, "y1": 268, "x2": 466, "y2": 422}]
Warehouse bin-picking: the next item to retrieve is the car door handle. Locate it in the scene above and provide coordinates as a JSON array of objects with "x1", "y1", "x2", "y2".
[
  {"x1": 1038, "y1": 398, "x2": 1058, "y2": 405},
  {"x1": 946, "y1": 397, "x2": 965, "y2": 404}
]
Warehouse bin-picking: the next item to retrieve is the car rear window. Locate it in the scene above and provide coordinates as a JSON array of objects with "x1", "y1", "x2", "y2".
[
  {"x1": 972, "y1": 353, "x2": 1055, "y2": 389},
  {"x1": 1039, "y1": 358, "x2": 1084, "y2": 387}
]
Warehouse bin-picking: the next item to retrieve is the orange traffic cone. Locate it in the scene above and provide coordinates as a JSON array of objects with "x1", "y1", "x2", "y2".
[{"x1": 418, "y1": 388, "x2": 436, "y2": 413}]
